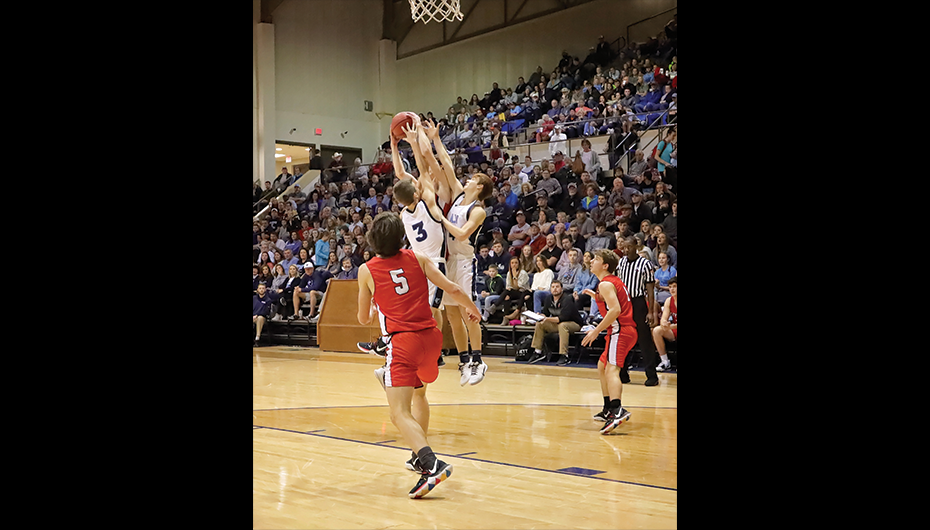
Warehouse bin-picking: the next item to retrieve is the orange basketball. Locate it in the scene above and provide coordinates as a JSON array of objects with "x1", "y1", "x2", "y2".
[{"x1": 390, "y1": 112, "x2": 419, "y2": 141}]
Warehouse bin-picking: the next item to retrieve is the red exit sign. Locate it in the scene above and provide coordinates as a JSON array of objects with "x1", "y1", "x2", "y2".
[{"x1": 315, "y1": 128, "x2": 322, "y2": 135}]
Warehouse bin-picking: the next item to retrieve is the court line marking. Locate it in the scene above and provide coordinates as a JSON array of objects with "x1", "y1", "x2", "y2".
[
  {"x1": 253, "y1": 403, "x2": 677, "y2": 412},
  {"x1": 252, "y1": 424, "x2": 677, "y2": 492}
]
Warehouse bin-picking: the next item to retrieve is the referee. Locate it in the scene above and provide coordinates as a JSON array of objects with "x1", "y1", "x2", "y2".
[{"x1": 615, "y1": 236, "x2": 660, "y2": 386}]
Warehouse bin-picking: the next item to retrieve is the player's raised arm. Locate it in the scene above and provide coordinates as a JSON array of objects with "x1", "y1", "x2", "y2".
[
  {"x1": 390, "y1": 131, "x2": 416, "y2": 182},
  {"x1": 421, "y1": 119, "x2": 455, "y2": 205}
]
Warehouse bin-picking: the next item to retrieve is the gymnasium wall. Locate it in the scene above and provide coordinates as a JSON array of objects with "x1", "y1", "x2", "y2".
[
  {"x1": 269, "y1": 0, "x2": 386, "y2": 164},
  {"x1": 394, "y1": 0, "x2": 677, "y2": 117}
]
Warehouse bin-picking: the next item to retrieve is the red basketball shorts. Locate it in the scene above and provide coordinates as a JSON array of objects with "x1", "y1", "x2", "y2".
[
  {"x1": 384, "y1": 327, "x2": 443, "y2": 388},
  {"x1": 599, "y1": 325, "x2": 638, "y2": 367}
]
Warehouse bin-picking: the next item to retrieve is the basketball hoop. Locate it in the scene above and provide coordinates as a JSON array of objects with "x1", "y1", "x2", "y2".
[{"x1": 409, "y1": 0, "x2": 463, "y2": 24}]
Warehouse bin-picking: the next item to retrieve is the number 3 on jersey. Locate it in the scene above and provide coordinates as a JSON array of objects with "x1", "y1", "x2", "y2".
[
  {"x1": 389, "y1": 269, "x2": 409, "y2": 295},
  {"x1": 411, "y1": 221, "x2": 427, "y2": 242}
]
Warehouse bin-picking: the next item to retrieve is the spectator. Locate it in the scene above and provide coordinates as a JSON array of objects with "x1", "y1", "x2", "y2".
[
  {"x1": 653, "y1": 194, "x2": 672, "y2": 225},
  {"x1": 270, "y1": 263, "x2": 288, "y2": 293},
  {"x1": 661, "y1": 199, "x2": 677, "y2": 245},
  {"x1": 608, "y1": 177, "x2": 636, "y2": 207},
  {"x1": 586, "y1": 221, "x2": 614, "y2": 252},
  {"x1": 518, "y1": 244, "x2": 536, "y2": 277},
  {"x1": 489, "y1": 239, "x2": 511, "y2": 269},
  {"x1": 507, "y1": 210, "x2": 531, "y2": 252},
  {"x1": 573, "y1": 251, "x2": 602, "y2": 321},
  {"x1": 308, "y1": 148, "x2": 323, "y2": 170},
  {"x1": 560, "y1": 182, "x2": 582, "y2": 216},
  {"x1": 581, "y1": 183, "x2": 599, "y2": 212},
  {"x1": 325, "y1": 251, "x2": 342, "y2": 275},
  {"x1": 555, "y1": 236, "x2": 582, "y2": 273},
  {"x1": 335, "y1": 256, "x2": 358, "y2": 280},
  {"x1": 628, "y1": 150, "x2": 648, "y2": 180},
  {"x1": 526, "y1": 279, "x2": 586, "y2": 366},
  {"x1": 327, "y1": 152, "x2": 347, "y2": 182},
  {"x1": 578, "y1": 138, "x2": 602, "y2": 177},
  {"x1": 654, "y1": 251, "x2": 677, "y2": 306},
  {"x1": 652, "y1": 276, "x2": 677, "y2": 372},
  {"x1": 257, "y1": 250, "x2": 273, "y2": 270},
  {"x1": 549, "y1": 125, "x2": 567, "y2": 158},
  {"x1": 570, "y1": 209, "x2": 596, "y2": 241},
  {"x1": 655, "y1": 128, "x2": 677, "y2": 179},
  {"x1": 252, "y1": 265, "x2": 261, "y2": 293},
  {"x1": 291, "y1": 261, "x2": 333, "y2": 322},
  {"x1": 536, "y1": 169, "x2": 562, "y2": 204},
  {"x1": 314, "y1": 231, "x2": 332, "y2": 267},
  {"x1": 653, "y1": 232, "x2": 677, "y2": 268},
  {"x1": 530, "y1": 255, "x2": 555, "y2": 313},
  {"x1": 279, "y1": 248, "x2": 299, "y2": 272},
  {"x1": 273, "y1": 167, "x2": 292, "y2": 192},
  {"x1": 478, "y1": 264, "x2": 506, "y2": 322},
  {"x1": 252, "y1": 283, "x2": 280, "y2": 345},
  {"x1": 535, "y1": 208, "x2": 556, "y2": 237},
  {"x1": 257, "y1": 264, "x2": 273, "y2": 289},
  {"x1": 527, "y1": 223, "x2": 548, "y2": 256},
  {"x1": 536, "y1": 232, "x2": 563, "y2": 269},
  {"x1": 499, "y1": 256, "x2": 531, "y2": 324}
]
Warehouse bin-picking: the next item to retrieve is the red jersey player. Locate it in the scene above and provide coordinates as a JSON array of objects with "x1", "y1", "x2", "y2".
[
  {"x1": 580, "y1": 249, "x2": 637, "y2": 434},
  {"x1": 356, "y1": 211, "x2": 480, "y2": 498},
  {"x1": 653, "y1": 275, "x2": 677, "y2": 371}
]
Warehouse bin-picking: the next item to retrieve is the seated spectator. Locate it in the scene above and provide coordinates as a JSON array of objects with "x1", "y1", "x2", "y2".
[
  {"x1": 325, "y1": 251, "x2": 342, "y2": 275},
  {"x1": 314, "y1": 231, "x2": 332, "y2": 268},
  {"x1": 585, "y1": 221, "x2": 614, "y2": 252},
  {"x1": 290, "y1": 261, "x2": 333, "y2": 322},
  {"x1": 269, "y1": 263, "x2": 288, "y2": 296},
  {"x1": 252, "y1": 265, "x2": 261, "y2": 293},
  {"x1": 570, "y1": 210, "x2": 596, "y2": 241},
  {"x1": 560, "y1": 182, "x2": 582, "y2": 216},
  {"x1": 652, "y1": 276, "x2": 677, "y2": 372},
  {"x1": 653, "y1": 232, "x2": 677, "y2": 268},
  {"x1": 526, "y1": 280, "x2": 586, "y2": 366},
  {"x1": 654, "y1": 251, "x2": 677, "y2": 306},
  {"x1": 498, "y1": 256, "x2": 531, "y2": 324},
  {"x1": 478, "y1": 264, "x2": 506, "y2": 322},
  {"x1": 573, "y1": 251, "x2": 602, "y2": 320},
  {"x1": 530, "y1": 255, "x2": 555, "y2": 313},
  {"x1": 519, "y1": 244, "x2": 537, "y2": 278},
  {"x1": 536, "y1": 233, "x2": 562, "y2": 269},
  {"x1": 489, "y1": 239, "x2": 511, "y2": 270},
  {"x1": 555, "y1": 236, "x2": 582, "y2": 273},
  {"x1": 335, "y1": 256, "x2": 359, "y2": 280},
  {"x1": 653, "y1": 194, "x2": 672, "y2": 224},
  {"x1": 661, "y1": 199, "x2": 677, "y2": 245},
  {"x1": 581, "y1": 183, "x2": 599, "y2": 211},
  {"x1": 257, "y1": 264, "x2": 273, "y2": 290},
  {"x1": 526, "y1": 223, "x2": 548, "y2": 256},
  {"x1": 507, "y1": 210, "x2": 531, "y2": 253},
  {"x1": 279, "y1": 248, "x2": 299, "y2": 272},
  {"x1": 628, "y1": 151, "x2": 649, "y2": 180},
  {"x1": 253, "y1": 283, "x2": 280, "y2": 345}
]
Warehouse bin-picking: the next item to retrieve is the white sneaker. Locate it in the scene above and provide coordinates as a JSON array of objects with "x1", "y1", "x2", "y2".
[
  {"x1": 374, "y1": 366, "x2": 386, "y2": 391},
  {"x1": 656, "y1": 360, "x2": 672, "y2": 372},
  {"x1": 458, "y1": 363, "x2": 471, "y2": 386},
  {"x1": 468, "y1": 361, "x2": 488, "y2": 385}
]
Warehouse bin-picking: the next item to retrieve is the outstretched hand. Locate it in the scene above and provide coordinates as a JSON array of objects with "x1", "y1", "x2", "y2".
[
  {"x1": 402, "y1": 122, "x2": 419, "y2": 144},
  {"x1": 422, "y1": 119, "x2": 440, "y2": 140}
]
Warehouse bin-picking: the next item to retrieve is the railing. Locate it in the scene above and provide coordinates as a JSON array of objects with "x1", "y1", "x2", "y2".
[{"x1": 626, "y1": 6, "x2": 677, "y2": 49}]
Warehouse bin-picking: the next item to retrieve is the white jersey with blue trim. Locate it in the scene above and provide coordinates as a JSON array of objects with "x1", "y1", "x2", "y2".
[
  {"x1": 445, "y1": 192, "x2": 480, "y2": 258},
  {"x1": 401, "y1": 197, "x2": 446, "y2": 262}
]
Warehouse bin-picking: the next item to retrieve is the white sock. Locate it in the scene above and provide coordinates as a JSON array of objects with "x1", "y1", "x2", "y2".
[
  {"x1": 660, "y1": 354, "x2": 669, "y2": 363},
  {"x1": 535, "y1": 348, "x2": 542, "y2": 354}
]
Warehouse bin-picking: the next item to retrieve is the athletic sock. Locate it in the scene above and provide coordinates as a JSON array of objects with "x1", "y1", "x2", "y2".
[
  {"x1": 608, "y1": 399, "x2": 621, "y2": 416},
  {"x1": 603, "y1": 396, "x2": 611, "y2": 411},
  {"x1": 535, "y1": 349, "x2": 543, "y2": 355},
  {"x1": 453, "y1": 348, "x2": 468, "y2": 365},
  {"x1": 471, "y1": 350, "x2": 482, "y2": 364},
  {"x1": 660, "y1": 354, "x2": 669, "y2": 363},
  {"x1": 416, "y1": 446, "x2": 438, "y2": 472}
]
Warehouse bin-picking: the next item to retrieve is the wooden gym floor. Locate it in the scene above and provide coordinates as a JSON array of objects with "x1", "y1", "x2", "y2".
[{"x1": 253, "y1": 346, "x2": 677, "y2": 529}]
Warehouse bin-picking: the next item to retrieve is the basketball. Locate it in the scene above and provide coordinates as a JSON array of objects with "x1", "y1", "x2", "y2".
[{"x1": 391, "y1": 111, "x2": 418, "y2": 141}]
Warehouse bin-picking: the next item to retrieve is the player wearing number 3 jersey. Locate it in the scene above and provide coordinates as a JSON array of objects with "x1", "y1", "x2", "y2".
[{"x1": 357, "y1": 212, "x2": 480, "y2": 498}]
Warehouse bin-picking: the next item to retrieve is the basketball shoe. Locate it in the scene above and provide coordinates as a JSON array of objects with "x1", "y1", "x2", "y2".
[
  {"x1": 468, "y1": 360, "x2": 488, "y2": 385},
  {"x1": 374, "y1": 366, "x2": 386, "y2": 391},
  {"x1": 358, "y1": 337, "x2": 388, "y2": 357},
  {"x1": 600, "y1": 408, "x2": 632, "y2": 434},
  {"x1": 593, "y1": 410, "x2": 610, "y2": 422},
  {"x1": 405, "y1": 455, "x2": 421, "y2": 472},
  {"x1": 408, "y1": 460, "x2": 453, "y2": 499},
  {"x1": 458, "y1": 363, "x2": 471, "y2": 386}
]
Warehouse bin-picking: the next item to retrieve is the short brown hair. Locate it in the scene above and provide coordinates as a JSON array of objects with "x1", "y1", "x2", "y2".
[
  {"x1": 368, "y1": 212, "x2": 405, "y2": 257},
  {"x1": 394, "y1": 179, "x2": 417, "y2": 207},
  {"x1": 473, "y1": 173, "x2": 494, "y2": 201},
  {"x1": 594, "y1": 249, "x2": 619, "y2": 273}
]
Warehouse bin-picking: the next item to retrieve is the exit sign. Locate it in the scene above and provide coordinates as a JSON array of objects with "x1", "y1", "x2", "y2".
[
  {"x1": 285, "y1": 156, "x2": 292, "y2": 163},
  {"x1": 315, "y1": 128, "x2": 322, "y2": 135}
]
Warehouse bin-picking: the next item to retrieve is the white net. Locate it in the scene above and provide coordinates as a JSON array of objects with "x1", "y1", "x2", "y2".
[{"x1": 409, "y1": 0, "x2": 464, "y2": 23}]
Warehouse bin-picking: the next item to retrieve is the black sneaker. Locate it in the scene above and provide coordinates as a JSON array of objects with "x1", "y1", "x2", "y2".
[
  {"x1": 437, "y1": 353, "x2": 446, "y2": 367},
  {"x1": 408, "y1": 460, "x2": 453, "y2": 499},
  {"x1": 556, "y1": 355, "x2": 570, "y2": 366},
  {"x1": 600, "y1": 408, "x2": 632, "y2": 434},
  {"x1": 593, "y1": 409, "x2": 609, "y2": 422},
  {"x1": 644, "y1": 378, "x2": 659, "y2": 387},
  {"x1": 357, "y1": 337, "x2": 388, "y2": 357},
  {"x1": 528, "y1": 352, "x2": 547, "y2": 364},
  {"x1": 405, "y1": 455, "x2": 421, "y2": 472}
]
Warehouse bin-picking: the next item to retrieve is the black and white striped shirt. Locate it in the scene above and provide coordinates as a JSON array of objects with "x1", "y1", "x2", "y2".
[{"x1": 615, "y1": 255, "x2": 656, "y2": 299}]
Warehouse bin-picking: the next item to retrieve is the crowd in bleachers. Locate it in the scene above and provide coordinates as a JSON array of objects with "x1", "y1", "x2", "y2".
[{"x1": 253, "y1": 23, "x2": 677, "y2": 342}]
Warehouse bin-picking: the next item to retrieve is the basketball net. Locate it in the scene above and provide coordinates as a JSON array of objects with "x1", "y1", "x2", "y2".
[{"x1": 409, "y1": 0, "x2": 463, "y2": 23}]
